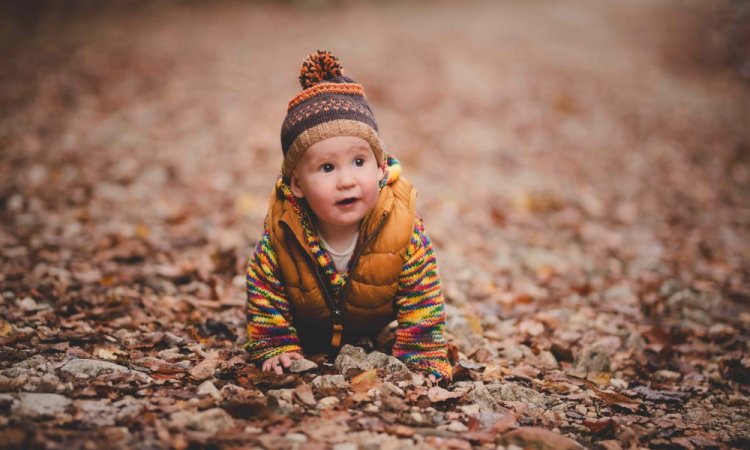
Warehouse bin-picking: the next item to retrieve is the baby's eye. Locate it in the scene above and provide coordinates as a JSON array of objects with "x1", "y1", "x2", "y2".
[
  {"x1": 320, "y1": 163, "x2": 334, "y2": 173},
  {"x1": 354, "y1": 158, "x2": 365, "y2": 167}
]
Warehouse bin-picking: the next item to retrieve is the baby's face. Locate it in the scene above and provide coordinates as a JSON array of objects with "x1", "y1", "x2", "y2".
[{"x1": 290, "y1": 136, "x2": 384, "y2": 229}]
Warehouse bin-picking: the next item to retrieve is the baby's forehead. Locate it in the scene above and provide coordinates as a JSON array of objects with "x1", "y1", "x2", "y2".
[{"x1": 303, "y1": 137, "x2": 373, "y2": 160}]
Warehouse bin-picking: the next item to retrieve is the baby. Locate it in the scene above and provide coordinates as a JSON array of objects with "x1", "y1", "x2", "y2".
[{"x1": 245, "y1": 50, "x2": 451, "y2": 381}]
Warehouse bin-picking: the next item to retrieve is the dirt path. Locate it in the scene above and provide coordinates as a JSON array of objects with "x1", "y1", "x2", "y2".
[{"x1": 1, "y1": 1, "x2": 749, "y2": 449}]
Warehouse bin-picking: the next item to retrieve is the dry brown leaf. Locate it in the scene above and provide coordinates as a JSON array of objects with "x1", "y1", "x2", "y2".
[
  {"x1": 189, "y1": 351, "x2": 220, "y2": 381},
  {"x1": 427, "y1": 386, "x2": 465, "y2": 403},
  {"x1": 385, "y1": 424, "x2": 415, "y2": 437},
  {"x1": 501, "y1": 427, "x2": 585, "y2": 450},
  {"x1": 0, "y1": 321, "x2": 12, "y2": 337},
  {"x1": 293, "y1": 383, "x2": 316, "y2": 407}
]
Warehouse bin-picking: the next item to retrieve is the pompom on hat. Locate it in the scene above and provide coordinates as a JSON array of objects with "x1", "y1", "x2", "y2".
[{"x1": 280, "y1": 50, "x2": 386, "y2": 177}]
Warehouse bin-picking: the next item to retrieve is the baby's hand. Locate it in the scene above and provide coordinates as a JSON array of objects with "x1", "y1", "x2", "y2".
[{"x1": 261, "y1": 352, "x2": 303, "y2": 375}]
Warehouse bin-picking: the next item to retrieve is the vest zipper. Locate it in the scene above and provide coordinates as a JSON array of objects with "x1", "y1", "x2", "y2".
[
  {"x1": 330, "y1": 211, "x2": 390, "y2": 347},
  {"x1": 282, "y1": 211, "x2": 390, "y2": 349},
  {"x1": 280, "y1": 222, "x2": 340, "y2": 321}
]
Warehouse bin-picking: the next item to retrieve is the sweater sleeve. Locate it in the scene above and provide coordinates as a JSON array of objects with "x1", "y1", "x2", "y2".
[
  {"x1": 391, "y1": 217, "x2": 452, "y2": 380},
  {"x1": 245, "y1": 219, "x2": 302, "y2": 362}
]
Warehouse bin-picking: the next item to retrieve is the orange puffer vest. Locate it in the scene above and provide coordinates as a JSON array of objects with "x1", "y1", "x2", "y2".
[{"x1": 267, "y1": 175, "x2": 416, "y2": 347}]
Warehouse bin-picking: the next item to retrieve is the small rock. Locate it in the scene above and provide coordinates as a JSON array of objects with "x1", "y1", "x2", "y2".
[
  {"x1": 289, "y1": 358, "x2": 318, "y2": 373},
  {"x1": 197, "y1": 381, "x2": 221, "y2": 399},
  {"x1": 220, "y1": 383, "x2": 264, "y2": 402},
  {"x1": 363, "y1": 404, "x2": 379, "y2": 413},
  {"x1": 536, "y1": 351, "x2": 559, "y2": 369},
  {"x1": 572, "y1": 345, "x2": 611, "y2": 377},
  {"x1": 333, "y1": 444, "x2": 357, "y2": 450},
  {"x1": 501, "y1": 344, "x2": 532, "y2": 362},
  {"x1": 1, "y1": 393, "x2": 73, "y2": 420},
  {"x1": 266, "y1": 389, "x2": 294, "y2": 404},
  {"x1": 7, "y1": 355, "x2": 55, "y2": 375},
  {"x1": 609, "y1": 378, "x2": 628, "y2": 390},
  {"x1": 169, "y1": 408, "x2": 234, "y2": 435},
  {"x1": 466, "y1": 381, "x2": 499, "y2": 412},
  {"x1": 447, "y1": 421, "x2": 468, "y2": 432},
  {"x1": 654, "y1": 369, "x2": 681, "y2": 382},
  {"x1": 667, "y1": 289, "x2": 721, "y2": 326},
  {"x1": 162, "y1": 332, "x2": 185, "y2": 346},
  {"x1": 60, "y1": 359, "x2": 132, "y2": 378},
  {"x1": 459, "y1": 404, "x2": 480, "y2": 415},
  {"x1": 518, "y1": 320, "x2": 545, "y2": 336},
  {"x1": 365, "y1": 352, "x2": 408, "y2": 372},
  {"x1": 382, "y1": 382, "x2": 404, "y2": 397},
  {"x1": 317, "y1": 396, "x2": 340, "y2": 410},
  {"x1": 487, "y1": 382, "x2": 544, "y2": 404},
  {"x1": 111, "y1": 397, "x2": 144, "y2": 424},
  {"x1": 76, "y1": 399, "x2": 116, "y2": 426},
  {"x1": 157, "y1": 347, "x2": 190, "y2": 362},
  {"x1": 311, "y1": 375, "x2": 347, "y2": 389},
  {"x1": 16, "y1": 297, "x2": 49, "y2": 312},
  {"x1": 286, "y1": 433, "x2": 307, "y2": 443},
  {"x1": 334, "y1": 345, "x2": 368, "y2": 373},
  {"x1": 333, "y1": 345, "x2": 408, "y2": 374}
]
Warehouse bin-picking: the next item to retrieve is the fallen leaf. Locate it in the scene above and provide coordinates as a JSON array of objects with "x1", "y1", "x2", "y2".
[
  {"x1": 427, "y1": 386, "x2": 465, "y2": 403},
  {"x1": 385, "y1": 424, "x2": 415, "y2": 437},
  {"x1": 501, "y1": 427, "x2": 586, "y2": 450},
  {"x1": 0, "y1": 321, "x2": 12, "y2": 337},
  {"x1": 293, "y1": 383, "x2": 316, "y2": 407},
  {"x1": 189, "y1": 351, "x2": 220, "y2": 381}
]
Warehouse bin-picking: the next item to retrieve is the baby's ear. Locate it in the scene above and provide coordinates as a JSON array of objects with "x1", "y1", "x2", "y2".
[
  {"x1": 378, "y1": 164, "x2": 386, "y2": 182},
  {"x1": 289, "y1": 173, "x2": 305, "y2": 198}
]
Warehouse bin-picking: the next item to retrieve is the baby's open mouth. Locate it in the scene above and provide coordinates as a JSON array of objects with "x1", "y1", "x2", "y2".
[{"x1": 336, "y1": 197, "x2": 358, "y2": 205}]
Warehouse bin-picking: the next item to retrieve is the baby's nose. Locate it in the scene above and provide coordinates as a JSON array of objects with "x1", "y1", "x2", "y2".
[{"x1": 337, "y1": 169, "x2": 356, "y2": 187}]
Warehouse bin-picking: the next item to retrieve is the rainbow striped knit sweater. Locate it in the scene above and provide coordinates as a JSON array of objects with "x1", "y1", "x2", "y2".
[{"x1": 245, "y1": 157, "x2": 451, "y2": 380}]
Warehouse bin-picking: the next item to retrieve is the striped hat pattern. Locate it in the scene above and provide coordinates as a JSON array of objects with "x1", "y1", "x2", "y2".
[{"x1": 280, "y1": 50, "x2": 386, "y2": 177}]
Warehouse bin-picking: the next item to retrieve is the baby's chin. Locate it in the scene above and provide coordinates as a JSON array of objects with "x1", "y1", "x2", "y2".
[{"x1": 321, "y1": 211, "x2": 371, "y2": 228}]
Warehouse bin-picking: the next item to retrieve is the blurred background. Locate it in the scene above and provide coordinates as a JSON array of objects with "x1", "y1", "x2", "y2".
[
  {"x1": 1, "y1": 0, "x2": 749, "y2": 446},
  {"x1": 0, "y1": 0, "x2": 749, "y2": 339}
]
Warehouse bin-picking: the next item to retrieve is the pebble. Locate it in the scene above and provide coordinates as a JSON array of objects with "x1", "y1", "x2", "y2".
[
  {"x1": 333, "y1": 444, "x2": 357, "y2": 450},
  {"x1": 289, "y1": 358, "x2": 318, "y2": 373},
  {"x1": 459, "y1": 403, "x2": 480, "y2": 415},
  {"x1": 60, "y1": 359, "x2": 137, "y2": 379},
  {"x1": 363, "y1": 404, "x2": 379, "y2": 413},
  {"x1": 197, "y1": 380, "x2": 221, "y2": 399},
  {"x1": 382, "y1": 381, "x2": 404, "y2": 397},
  {"x1": 311, "y1": 375, "x2": 347, "y2": 389},
  {"x1": 17, "y1": 297, "x2": 49, "y2": 311},
  {"x1": 317, "y1": 396, "x2": 340, "y2": 410},
  {"x1": 286, "y1": 433, "x2": 308, "y2": 443},
  {"x1": 486, "y1": 382, "x2": 544, "y2": 404},
  {"x1": 169, "y1": 408, "x2": 233, "y2": 435},
  {"x1": 334, "y1": 345, "x2": 408, "y2": 374},
  {"x1": 447, "y1": 420, "x2": 468, "y2": 432},
  {"x1": 1, "y1": 393, "x2": 73, "y2": 420}
]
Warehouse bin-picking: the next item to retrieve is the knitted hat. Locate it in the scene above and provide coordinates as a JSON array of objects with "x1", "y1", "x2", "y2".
[{"x1": 280, "y1": 50, "x2": 386, "y2": 177}]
